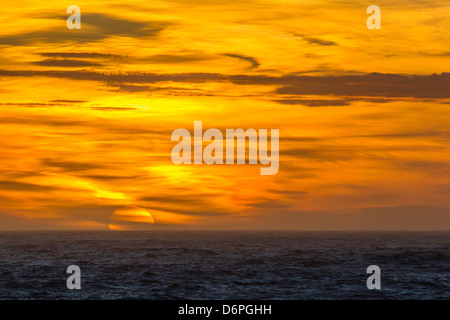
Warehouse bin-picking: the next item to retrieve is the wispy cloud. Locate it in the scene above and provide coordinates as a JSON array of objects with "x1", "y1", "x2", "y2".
[
  {"x1": 32, "y1": 59, "x2": 103, "y2": 67},
  {"x1": 223, "y1": 53, "x2": 260, "y2": 69},
  {"x1": 0, "y1": 13, "x2": 168, "y2": 45},
  {"x1": 296, "y1": 34, "x2": 338, "y2": 46}
]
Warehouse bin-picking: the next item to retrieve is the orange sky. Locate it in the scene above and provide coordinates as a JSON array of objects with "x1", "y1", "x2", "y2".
[{"x1": 0, "y1": 0, "x2": 449, "y2": 230}]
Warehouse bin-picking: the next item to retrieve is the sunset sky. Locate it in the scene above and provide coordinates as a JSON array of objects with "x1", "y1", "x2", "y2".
[{"x1": 0, "y1": 0, "x2": 449, "y2": 230}]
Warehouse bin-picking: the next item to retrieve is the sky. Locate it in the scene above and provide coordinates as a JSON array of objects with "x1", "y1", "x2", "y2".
[{"x1": 0, "y1": 0, "x2": 449, "y2": 230}]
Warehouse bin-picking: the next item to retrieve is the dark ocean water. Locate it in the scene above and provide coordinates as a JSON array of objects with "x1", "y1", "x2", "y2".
[{"x1": 0, "y1": 231, "x2": 448, "y2": 300}]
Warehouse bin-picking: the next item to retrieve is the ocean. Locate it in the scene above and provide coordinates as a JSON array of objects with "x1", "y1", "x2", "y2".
[{"x1": 0, "y1": 231, "x2": 448, "y2": 299}]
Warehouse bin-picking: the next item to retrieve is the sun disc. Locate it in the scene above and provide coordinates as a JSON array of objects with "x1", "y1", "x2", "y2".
[{"x1": 108, "y1": 206, "x2": 155, "y2": 230}]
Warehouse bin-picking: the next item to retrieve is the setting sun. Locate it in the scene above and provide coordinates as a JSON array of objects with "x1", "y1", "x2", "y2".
[{"x1": 108, "y1": 206, "x2": 155, "y2": 230}]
